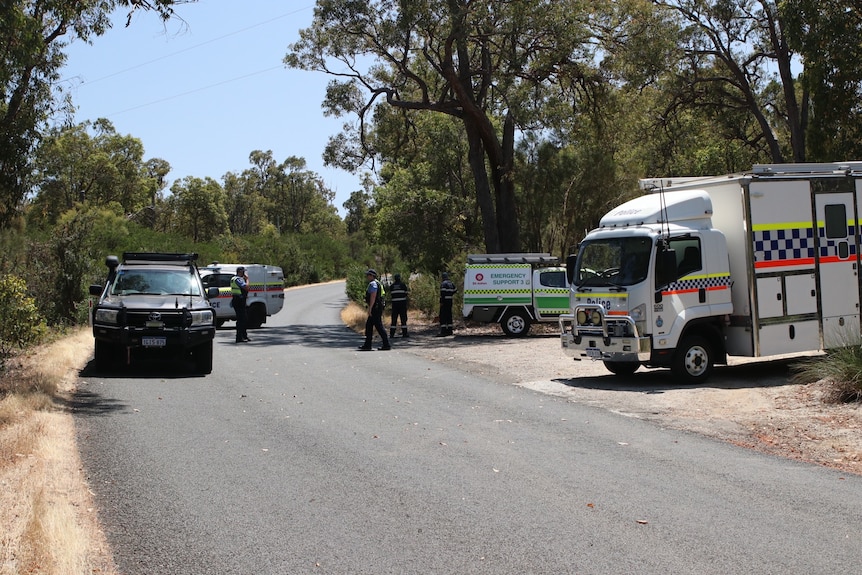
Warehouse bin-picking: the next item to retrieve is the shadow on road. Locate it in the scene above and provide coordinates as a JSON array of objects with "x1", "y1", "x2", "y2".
[
  {"x1": 216, "y1": 322, "x2": 359, "y2": 349},
  {"x1": 63, "y1": 388, "x2": 128, "y2": 417},
  {"x1": 554, "y1": 357, "x2": 799, "y2": 393}
]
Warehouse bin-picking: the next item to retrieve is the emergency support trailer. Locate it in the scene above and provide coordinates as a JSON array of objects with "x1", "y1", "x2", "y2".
[
  {"x1": 199, "y1": 263, "x2": 285, "y2": 329},
  {"x1": 560, "y1": 162, "x2": 862, "y2": 382},
  {"x1": 463, "y1": 253, "x2": 569, "y2": 336}
]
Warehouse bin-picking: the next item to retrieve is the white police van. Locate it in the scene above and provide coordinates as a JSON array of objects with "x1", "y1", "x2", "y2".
[{"x1": 199, "y1": 263, "x2": 285, "y2": 329}]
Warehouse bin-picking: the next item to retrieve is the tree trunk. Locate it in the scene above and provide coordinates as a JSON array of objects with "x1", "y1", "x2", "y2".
[
  {"x1": 464, "y1": 118, "x2": 500, "y2": 253},
  {"x1": 495, "y1": 113, "x2": 520, "y2": 252}
]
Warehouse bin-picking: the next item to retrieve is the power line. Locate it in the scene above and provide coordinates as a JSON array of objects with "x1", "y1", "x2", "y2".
[
  {"x1": 106, "y1": 65, "x2": 283, "y2": 117},
  {"x1": 62, "y1": 5, "x2": 312, "y2": 87}
]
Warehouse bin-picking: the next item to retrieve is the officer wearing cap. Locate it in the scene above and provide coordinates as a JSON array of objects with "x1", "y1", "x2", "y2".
[
  {"x1": 359, "y1": 269, "x2": 391, "y2": 351},
  {"x1": 231, "y1": 266, "x2": 250, "y2": 343}
]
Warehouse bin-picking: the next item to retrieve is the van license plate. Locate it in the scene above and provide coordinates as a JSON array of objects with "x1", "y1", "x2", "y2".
[
  {"x1": 142, "y1": 337, "x2": 166, "y2": 347},
  {"x1": 586, "y1": 348, "x2": 602, "y2": 359}
]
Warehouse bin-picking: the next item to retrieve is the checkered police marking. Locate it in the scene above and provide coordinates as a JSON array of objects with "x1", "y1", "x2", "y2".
[
  {"x1": 664, "y1": 274, "x2": 731, "y2": 294},
  {"x1": 752, "y1": 224, "x2": 857, "y2": 267}
]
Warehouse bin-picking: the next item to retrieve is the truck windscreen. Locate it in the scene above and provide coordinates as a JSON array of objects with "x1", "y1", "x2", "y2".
[{"x1": 576, "y1": 236, "x2": 652, "y2": 287}]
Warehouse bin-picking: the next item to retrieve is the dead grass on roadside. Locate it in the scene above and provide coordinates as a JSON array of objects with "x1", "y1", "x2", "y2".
[
  {"x1": 0, "y1": 328, "x2": 117, "y2": 575},
  {"x1": 340, "y1": 301, "x2": 438, "y2": 334}
]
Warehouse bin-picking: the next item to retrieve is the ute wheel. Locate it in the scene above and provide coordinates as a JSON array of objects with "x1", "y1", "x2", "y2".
[
  {"x1": 671, "y1": 335, "x2": 713, "y2": 383},
  {"x1": 94, "y1": 340, "x2": 114, "y2": 371},
  {"x1": 248, "y1": 304, "x2": 266, "y2": 329},
  {"x1": 194, "y1": 341, "x2": 213, "y2": 374},
  {"x1": 500, "y1": 310, "x2": 531, "y2": 337},
  {"x1": 603, "y1": 361, "x2": 640, "y2": 376}
]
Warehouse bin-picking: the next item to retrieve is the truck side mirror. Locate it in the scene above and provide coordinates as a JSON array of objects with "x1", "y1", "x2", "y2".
[
  {"x1": 565, "y1": 254, "x2": 577, "y2": 285},
  {"x1": 89, "y1": 284, "x2": 104, "y2": 297},
  {"x1": 655, "y1": 247, "x2": 677, "y2": 288},
  {"x1": 206, "y1": 287, "x2": 220, "y2": 299}
]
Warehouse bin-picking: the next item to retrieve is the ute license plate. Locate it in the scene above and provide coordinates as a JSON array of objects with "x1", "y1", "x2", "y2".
[
  {"x1": 586, "y1": 348, "x2": 602, "y2": 359},
  {"x1": 142, "y1": 337, "x2": 166, "y2": 348}
]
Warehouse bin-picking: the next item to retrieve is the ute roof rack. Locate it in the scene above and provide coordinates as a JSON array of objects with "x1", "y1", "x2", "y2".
[
  {"x1": 122, "y1": 252, "x2": 199, "y2": 265},
  {"x1": 467, "y1": 253, "x2": 560, "y2": 265}
]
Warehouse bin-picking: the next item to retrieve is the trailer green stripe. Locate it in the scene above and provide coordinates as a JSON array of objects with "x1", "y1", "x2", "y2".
[{"x1": 535, "y1": 295, "x2": 570, "y2": 309}]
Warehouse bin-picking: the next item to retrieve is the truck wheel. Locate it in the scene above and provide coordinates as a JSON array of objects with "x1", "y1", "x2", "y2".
[
  {"x1": 672, "y1": 335, "x2": 713, "y2": 383},
  {"x1": 603, "y1": 361, "x2": 639, "y2": 376},
  {"x1": 194, "y1": 341, "x2": 213, "y2": 374},
  {"x1": 501, "y1": 310, "x2": 531, "y2": 337},
  {"x1": 248, "y1": 304, "x2": 266, "y2": 329}
]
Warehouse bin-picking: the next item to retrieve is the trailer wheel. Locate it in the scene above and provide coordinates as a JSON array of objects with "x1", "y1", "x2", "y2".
[
  {"x1": 500, "y1": 310, "x2": 531, "y2": 337},
  {"x1": 603, "y1": 361, "x2": 639, "y2": 376},
  {"x1": 671, "y1": 335, "x2": 713, "y2": 383}
]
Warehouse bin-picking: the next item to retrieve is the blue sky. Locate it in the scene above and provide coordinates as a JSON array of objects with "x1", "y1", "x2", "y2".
[{"x1": 60, "y1": 1, "x2": 362, "y2": 216}]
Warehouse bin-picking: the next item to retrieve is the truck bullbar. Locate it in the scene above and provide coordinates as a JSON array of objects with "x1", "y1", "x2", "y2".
[
  {"x1": 567, "y1": 303, "x2": 640, "y2": 340},
  {"x1": 467, "y1": 253, "x2": 560, "y2": 265}
]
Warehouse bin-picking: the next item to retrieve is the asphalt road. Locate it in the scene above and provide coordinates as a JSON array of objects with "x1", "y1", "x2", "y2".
[{"x1": 74, "y1": 281, "x2": 862, "y2": 574}]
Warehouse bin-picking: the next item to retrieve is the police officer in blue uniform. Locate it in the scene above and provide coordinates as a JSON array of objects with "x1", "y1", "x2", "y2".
[
  {"x1": 438, "y1": 272, "x2": 457, "y2": 337},
  {"x1": 359, "y1": 269, "x2": 391, "y2": 351},
  {"x1": 231, "y1": 266, "x2": 250, "y2": 343},
  {"x1": 389, "y1": 273, "x2": 409, "y2": 338}
]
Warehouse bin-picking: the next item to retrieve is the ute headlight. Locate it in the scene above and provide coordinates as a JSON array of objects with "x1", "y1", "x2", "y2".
[
  {"x1": 576, "y1": 310, "x2": 588, "y2": 325},
  {"x1": 94, "y1": 308, "x2": 119, "y2": 325},
  {"x1": 590, "y1": 310, "x2": 602, "y2": 326},
  {"x1": 629, "y1": 303, "x2": 646, "y2": 322},
  {"x1": 190, "y1": 309, "x2": 214, "y2": 326}
]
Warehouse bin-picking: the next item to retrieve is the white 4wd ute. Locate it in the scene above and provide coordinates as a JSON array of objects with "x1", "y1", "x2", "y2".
[{"x1": 88, "y1": 253, "x2": 219, "y2": 374}]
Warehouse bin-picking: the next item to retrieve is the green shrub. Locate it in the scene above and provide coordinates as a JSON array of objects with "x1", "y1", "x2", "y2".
[
  {"x1": 792, "y1": 347, "x2": 862, "y2": 403},
  {"x1": 0, "y1": 275, "x2": 48, "y2": 372},
  {"x1": 345, "y1": 265, "x2": 371, "y2": 305}
]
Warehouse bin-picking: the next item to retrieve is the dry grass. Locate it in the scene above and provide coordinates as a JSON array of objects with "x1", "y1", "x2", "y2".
[
  {"x1": 0, "y1": 328, "x2": 117, "y2": 575},
  {"x1": 340, "y1": 301, "x2": 439, "y2": 335}
]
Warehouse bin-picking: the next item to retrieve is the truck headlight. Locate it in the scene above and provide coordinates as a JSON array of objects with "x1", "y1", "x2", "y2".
[
  {"x1": 94, "y1": 308, "x2": 119, "y2": 325},
  {"x1": 629, "y1": 304, "x2": 646, "y2": 322},
  {"x1": 190, "y1": 309, "x2": 214, "y2": 326},
  {"x1": 590, "y1": 310, "x2": 602, "y2": 326}
]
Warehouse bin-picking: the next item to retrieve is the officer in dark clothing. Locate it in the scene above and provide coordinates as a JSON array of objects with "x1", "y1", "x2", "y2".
[
  {"x1": 231, "y1": 266, "x2": 250, "y2": 343},
  {"x1": 388, "y1": 273, "x2": 409, "y2": 338},
  {"x1": 359, "y1": 269, "x2": 391, "y2": 351},
  {"x1": 438, "y1": 272, "x2": 457, "y2": 337}
]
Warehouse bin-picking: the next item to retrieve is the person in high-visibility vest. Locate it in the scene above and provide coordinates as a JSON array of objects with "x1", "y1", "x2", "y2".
[
  {"x1": 359, "y1": 269, "x2": 391, "y2": 351},
  {"x1": 230, "y1": 266, "x2": 250, "y2": 343}
]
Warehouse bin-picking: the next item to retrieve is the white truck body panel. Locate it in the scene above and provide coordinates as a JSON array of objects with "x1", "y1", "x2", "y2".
[
  {"x1": 199, "y1": 263, "x2": 285, "y2": 326},
  {"x1": 562, "y1": 162, "x2": 862, "y2": 379}
]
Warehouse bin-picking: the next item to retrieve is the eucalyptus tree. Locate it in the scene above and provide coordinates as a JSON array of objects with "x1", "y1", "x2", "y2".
[
  {"x1": 286, "y1": 0, "x2": 605, "y2": 253},
  {"x1": 782, "y1": 0, "x2": 862, "y2": 161},
  {"x1": 236, "y1": 150, "x2": 342, "y2": 236},
  {"x1": 167, "y1": 176, "x2": 228, "y2": 243},
  {"x1": 0, "y1": 0, "x2": 194, "y2": 229},
  {"x1": 643, "y1": 0, "x2": 844, "y2": 163},
  {"x1": 29, "y1": 119, "x2": 160, "y2": 226}
]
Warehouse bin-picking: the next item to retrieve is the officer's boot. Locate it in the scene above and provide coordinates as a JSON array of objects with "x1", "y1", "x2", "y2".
[
  {"x1": 402, "y1": 327, "x2": 409, "y2": 338},
  {"x1": 390, "y1": 327, "x2": 396, "y2": 338}
]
